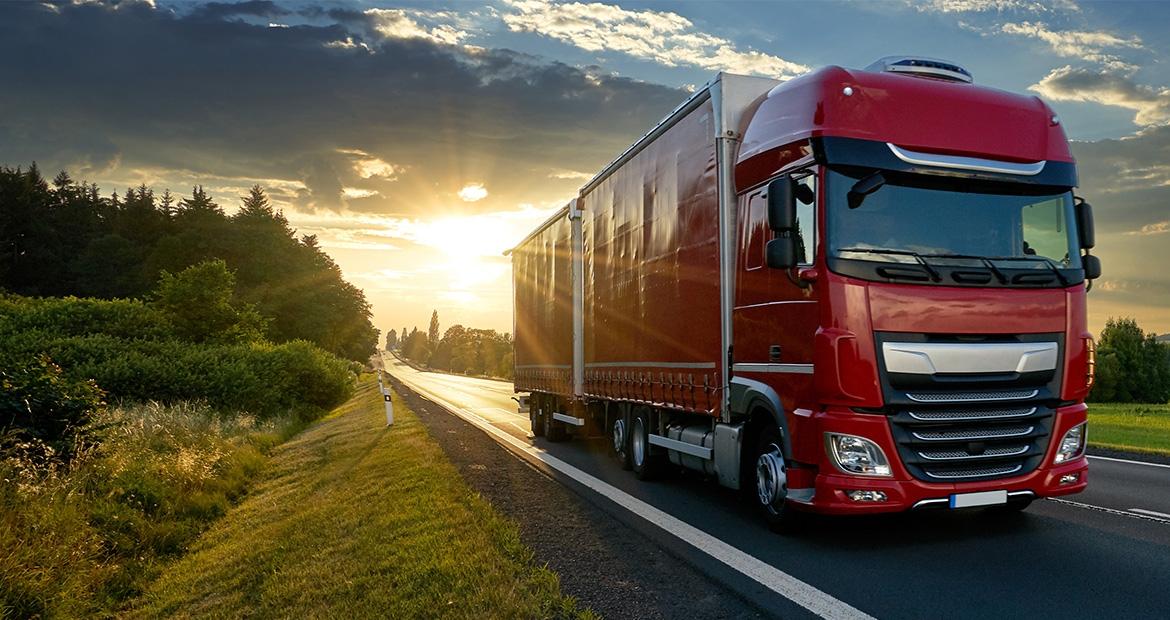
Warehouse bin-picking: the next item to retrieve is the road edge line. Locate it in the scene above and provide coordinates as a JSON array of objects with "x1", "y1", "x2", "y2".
[{"x1": 387, "y1": 364, "x2": 875, "y2": 620}]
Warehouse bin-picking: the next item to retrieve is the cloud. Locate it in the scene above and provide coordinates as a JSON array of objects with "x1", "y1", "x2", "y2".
[
  {"x1": 1031, "y1": 66, "x2": 1170, "y2": 126},
  {"x1": 1126, "y1": 221, "x2": 1170, "y2": 236},
  {"x1": 457, "y1": 183, "x2": 488, "y2": 202},
  {"x1": 363, "y1": 8, "x2": 469, "y2": 46},
  {"x1": 1000, "y1": 21, "x2": 1143, "y2": 70},
  {"x1": 911, "y1": 0, "x2": 1074, "y2": 14},
  {"x1": 0, "y1": 1, "x2": 686, "y2": 217},
  {"x1": 336, "y1": 148, "x2": 402, "y2": 180},
  {"x1": 499, "y1": 0, "x2": 807, "y2": 79}
]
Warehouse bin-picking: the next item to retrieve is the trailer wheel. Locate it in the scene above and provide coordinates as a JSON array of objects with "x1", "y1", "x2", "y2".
[
  {"x1": 530, "y1": 396, "x2": 545, "y2": 438},
  {"x1": 752, "y1": 425, "x2": 802, "y2": 533},
  {"x1": 631, "y1": 406, "x2": 662, "y2": 480},
  {"x1": 544, "y1": 401, "x2": 568, "y2": 442},
  {"x1": 611, "y1": 406, "x2": 632, "y2": 470}
]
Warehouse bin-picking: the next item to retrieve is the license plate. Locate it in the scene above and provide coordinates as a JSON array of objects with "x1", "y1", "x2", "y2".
[{"x1": 950, "y1": 490, "x2": 1008, "y2": 509}]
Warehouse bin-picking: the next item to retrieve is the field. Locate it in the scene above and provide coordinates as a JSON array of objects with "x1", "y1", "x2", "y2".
[
  {"x1": 130, "y1": 379, "x2": 592, "y2": 618},
  {"x1": 1088, "y1": 402, "x2": 1170, "y2": 456}
]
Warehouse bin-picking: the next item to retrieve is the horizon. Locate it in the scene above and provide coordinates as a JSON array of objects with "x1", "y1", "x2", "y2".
[{"x1": 4, "y1": 0, "x2": 1170, "y2": 338}]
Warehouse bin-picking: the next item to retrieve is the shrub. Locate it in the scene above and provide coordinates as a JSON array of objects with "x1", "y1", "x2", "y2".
[{"x1": 0, "y1": 353, "x2": 105, "y2": 461}]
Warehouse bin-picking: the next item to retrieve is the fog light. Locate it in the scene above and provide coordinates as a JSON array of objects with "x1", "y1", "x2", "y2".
[
  {"x1": 846, "y1": 490, "x2": 888, "y2": 502},
  {"x1": 1060, "y1": 473, "x2": 1080, "y2": 485},
  {"x1": 1054, "y1": 423, "x2": 1087, "y2": 464},
  {"x1": 826, "y1": 433, "x2": 892, "y2": 476}
]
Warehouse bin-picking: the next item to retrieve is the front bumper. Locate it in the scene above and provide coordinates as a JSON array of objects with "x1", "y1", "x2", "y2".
[{"x1": 787, "y1": 403, "x2": 1089, "y2": 515}]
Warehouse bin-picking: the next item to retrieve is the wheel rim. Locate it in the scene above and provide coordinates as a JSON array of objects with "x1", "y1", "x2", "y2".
[
  {"x1": 613, "y1": 418, "x2": 626, "y2": 455},
  {"x1": 631, "y1": 417, "x2": 645, "y2": 466},
  {"x1": 756, "y1": 444, "x2": 787, "y2": 511}
]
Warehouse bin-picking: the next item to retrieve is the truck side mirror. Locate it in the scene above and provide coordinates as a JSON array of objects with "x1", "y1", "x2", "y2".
[
  {"x1": 766, "y1": 176, "x2": 796, "y2": 232},
  {"x1": 1076, "y1": 201, "x2": 1095, "y2": 249},
  {"x1": 766, "y1": 237, "x2": 797, "y2": 269},
  {"x1": 1082, "y1": 253, "x2": 1101, "y2": 280}
]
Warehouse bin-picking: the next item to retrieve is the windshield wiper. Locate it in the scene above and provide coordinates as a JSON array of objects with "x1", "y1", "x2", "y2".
[
  {"x1": 928, "y1": 253, "x2": 1008, "y2": 284},
  {"x1": 836, "y1": 247, "x2": 942, "y2": 282}
]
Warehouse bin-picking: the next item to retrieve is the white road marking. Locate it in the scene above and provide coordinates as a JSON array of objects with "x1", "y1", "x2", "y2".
[
  {"x1": 1088, "y1": 455, "x2": 1170, "y2": 470},
  {"x1": 1129, "y1": 508, "x2": 1170, "y2": 519},
  {"x1": 1046, "y1": 497, "x2": 1170, "y2": 525},
  {"x1": 387, "y1": 358, "x2": 874, "y2": 620}
]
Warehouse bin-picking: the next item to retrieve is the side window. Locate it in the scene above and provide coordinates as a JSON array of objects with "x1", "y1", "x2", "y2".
[
  {"x1": 745, "y1": 192, "x2": 766, "y2": 271},
  {"x1": 794, "y1": 175, "x2": 816, "y2": 265},
  {"x1": 1021, "y1": 196, "x2": 1069, "y2": 264}
]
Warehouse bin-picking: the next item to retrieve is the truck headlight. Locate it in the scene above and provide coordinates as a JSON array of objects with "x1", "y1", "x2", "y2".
[
  {"x1": 1054, "y1": 423, "x2": 1087, "y2": 464},
  {"x1": 826, "y1": 433, "x2": 892, "y2": 477}
]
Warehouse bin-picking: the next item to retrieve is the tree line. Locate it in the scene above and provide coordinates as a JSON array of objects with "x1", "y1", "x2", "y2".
[
  {"x1": 0, "y1": 163, "x2": 377, "y2": 362},
  {"x1": 393, "y1": 310, "x2": 514, "y2": 379},
  {"x1": 1091, "y1": 317, "x2": 1170, "y2": 404}
]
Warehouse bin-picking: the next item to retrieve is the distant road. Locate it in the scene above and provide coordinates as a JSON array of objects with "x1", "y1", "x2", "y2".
[{"x1": 384, "y1": 354, "x2": 1170, "y2": 619}]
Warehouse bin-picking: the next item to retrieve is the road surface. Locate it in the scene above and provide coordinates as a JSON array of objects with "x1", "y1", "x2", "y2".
[{"x1": 384, "y1": 354, "x2": 1170, "y2": 619}]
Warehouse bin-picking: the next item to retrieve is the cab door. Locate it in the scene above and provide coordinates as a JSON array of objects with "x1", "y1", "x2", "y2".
[{"x1": 733, "y1": 173, "x2": 820, "y2": 409}]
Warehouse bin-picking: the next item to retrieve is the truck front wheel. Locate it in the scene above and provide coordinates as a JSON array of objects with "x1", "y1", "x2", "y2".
[{"x1": 752, "y1": 425, "x2": 801, "y2": 532}]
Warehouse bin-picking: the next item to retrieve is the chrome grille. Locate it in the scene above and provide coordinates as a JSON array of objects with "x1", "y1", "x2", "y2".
[
  {"x1": 912, "y1": 425, "x2": 1034, "y2": 441},
  {"x1": 906, "y1": 389, "x2": 1038, "y2": 403},
  {"x1": 923, "y1": 463, "x2": 1024, "y2": 480},
  {"x1": 919, "y1": 445, "x2": 1030, "y2": 461},
  {"x1": 908, "y1": 407, "x2": 1035, "y2": 421}
]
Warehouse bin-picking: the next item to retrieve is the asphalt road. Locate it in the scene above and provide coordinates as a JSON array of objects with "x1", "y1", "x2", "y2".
[{"x1": 383, "y1": 354, "x2": 1170, "y2": 619}]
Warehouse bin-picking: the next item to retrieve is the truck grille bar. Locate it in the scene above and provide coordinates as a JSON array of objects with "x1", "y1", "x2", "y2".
[
  {"x1": 906, "y1": 389, "x2": 1038, "y2": 403},
  {"x1": 912, "y1": 425, "x2": 1034, "y2": 442},
  {"x1": 888, "y1": 405, "x2": 1052, "y2": 483}
]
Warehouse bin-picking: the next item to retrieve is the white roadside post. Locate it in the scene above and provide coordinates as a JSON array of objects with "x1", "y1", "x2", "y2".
[{"x1": 384, "y1": 391, "x2": 394, "y2": 426}]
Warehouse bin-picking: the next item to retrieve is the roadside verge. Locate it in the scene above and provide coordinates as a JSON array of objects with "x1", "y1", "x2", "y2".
[{"x1": 129, "y1": 379, "x2": 590, "y2": 618}]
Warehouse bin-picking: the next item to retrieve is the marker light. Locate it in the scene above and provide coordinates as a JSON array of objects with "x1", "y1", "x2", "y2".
[
  {"x1": 826, "y1": 433, "x2": 892, "y2": 477},
  {"x1": 1054, "y1": 423, "x2": 1087, "y2": 464}
]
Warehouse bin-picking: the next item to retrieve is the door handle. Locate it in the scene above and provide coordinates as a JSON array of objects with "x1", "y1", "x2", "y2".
[{"x1": 769, "y1": 345, "x2": 782, "y2": 361}]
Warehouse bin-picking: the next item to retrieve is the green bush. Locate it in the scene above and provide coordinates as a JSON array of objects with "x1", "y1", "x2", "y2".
[{"x1": 0, "y1": 353, "x2": 105, "y2": 461}]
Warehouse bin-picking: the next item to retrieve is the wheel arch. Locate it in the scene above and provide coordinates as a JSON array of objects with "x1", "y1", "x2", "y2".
[{"x1": 729, "y1": 376, "x2": 793, "y2": 457}]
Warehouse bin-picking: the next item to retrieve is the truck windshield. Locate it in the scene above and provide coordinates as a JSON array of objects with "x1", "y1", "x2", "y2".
[{"x1": 826, "y1": 170, "x2": 1082, "y2": 273}]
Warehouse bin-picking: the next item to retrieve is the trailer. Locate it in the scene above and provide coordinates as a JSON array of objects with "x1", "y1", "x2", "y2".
[{"x1": 509, "y1": 57, "x2": 1100, "y2": 529}]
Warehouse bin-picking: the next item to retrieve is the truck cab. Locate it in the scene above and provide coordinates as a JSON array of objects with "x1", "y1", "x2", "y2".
[{"x1": 732, "y1": 57, "x2": 1097, "y2": 518}]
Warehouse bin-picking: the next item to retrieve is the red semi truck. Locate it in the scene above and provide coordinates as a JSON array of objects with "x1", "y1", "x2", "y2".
[{"x1": 508, "y1": 57, "x2": 1100, "y2": 528}]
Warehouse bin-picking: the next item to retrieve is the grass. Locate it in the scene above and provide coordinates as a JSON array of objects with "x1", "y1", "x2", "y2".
[
  {"x1": 1088, "y1": 402, "x2": 1170, "y2": 456},
  {"x1": 0, "y1": 401, "x2": 305, "y2": 618},
  {"x1": 129, "y1": 378, "x2": 592, "y2": 619}
]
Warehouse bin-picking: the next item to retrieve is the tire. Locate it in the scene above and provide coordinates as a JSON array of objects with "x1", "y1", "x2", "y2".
[
  {"x1": 544, "y1": 400, "x2": 568, "y2": 442},
  {"x1": 530, "y1": 396, "x2": 545, "y2": 438},
  {"x1": 631, "y1": 406, "x2": 662, "y2": 480},
  {"x1": 612, "y1": 406, "x2": 632, "y2": 470},
  {"x1": 751, "y1": 424, "x2": 802, "y2": 533}
]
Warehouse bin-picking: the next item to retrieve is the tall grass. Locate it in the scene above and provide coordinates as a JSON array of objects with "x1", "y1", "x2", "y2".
[{"x1": 0, "y1": 401, "x2": 303, "y2": 617}]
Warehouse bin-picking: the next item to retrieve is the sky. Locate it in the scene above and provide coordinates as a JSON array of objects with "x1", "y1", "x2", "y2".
[{"x1": 3, "y1": 0, "x2": 1170, "y2": 339}]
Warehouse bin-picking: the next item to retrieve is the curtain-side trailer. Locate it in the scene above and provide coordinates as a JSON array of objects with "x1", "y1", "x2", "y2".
[{"x1": 509, "y1": 58, "x2": 1101, "y2": 529}]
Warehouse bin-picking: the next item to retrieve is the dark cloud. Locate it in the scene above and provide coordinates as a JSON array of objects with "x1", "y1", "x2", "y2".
[
  {"x1": 190, "y1": 1, "x2": 289, "y2": 21},
  {"x1": 0, "y1": 1, "x2": 684, "y2": 213},
  {"x1": 1071, "y1": 125, "x2": 1170, "y2": 234}
]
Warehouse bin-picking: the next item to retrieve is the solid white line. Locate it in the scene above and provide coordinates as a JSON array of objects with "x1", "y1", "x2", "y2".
[
  {"x1": 1046, "y1": 497, "x2": 1170, "y2": 525},
  {"x1": 388, "y1": 359, "x2": 874, "y2": 620},
  {"x1": 1087, "y1": 455, "x2": 1170, "y2": 470},
  {"x1": 1129, "y1": 508, "x2": 1170, "y2": 519}
]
